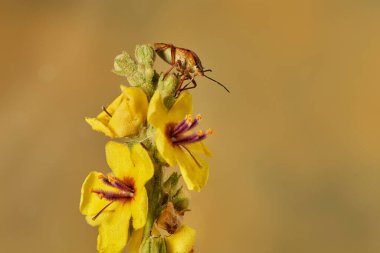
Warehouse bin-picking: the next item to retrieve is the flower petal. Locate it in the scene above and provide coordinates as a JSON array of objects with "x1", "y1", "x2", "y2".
[
  {"x1": 108, "y1": 99, "x2": 134, "y2": 137},
  {"x1": 108, "y1": 87, "x2": 148, "y2": 137},
  {"x1": 86, "y1": 87, "x2": 148, "y2": 138},
  {"x1": 166, "y1": 225, "x2": 196, "y2": 253},
  {"x1": 167, "y1": 92, "x2": 192, "y2": 124},
  {"x1": 130, "y1": 144, "x2": 154, "y2": 186},
  {"x1": 187, "y1": 141, "x2": 212, "y2": 157},
  {"x1": 131, "y1": 187, "x2": 149, "y2": 229},
  {"x1": 92, "y1": 92, "x2": 124, "y2": 127},
  {"x1": 127, "y1": 229, "x2": 144, "y2": 253},
  {"x1": 147, "y1": 91, "x2": 168, "y2": 130},
  {"x1": 176, "y1": 149, "x2": 209, "y2": 192},
  {"x1": 80, "y1": 171, "x2": 117, "y2": 216},
  {"x1": 105, "y1": 141, "x2": 134, "y2": 178},
  {"x1": 97, "y1": 204, "x2": 131, "y2": 253},
  {"x1": 102, "y1": 92, "x2": 125, "y2": 116},
  {"x1": 156, "y1": 130, "x2": 177, "y2": 167},
  {"x1": 85, "y1": 117, "x2": 115, "y2": 138},
  {"x1": 122, "y1": 87, "x2": 149, "y2": 118}
]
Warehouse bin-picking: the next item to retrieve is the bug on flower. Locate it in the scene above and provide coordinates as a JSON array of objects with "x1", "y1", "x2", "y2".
[{"x1": 154, "y1": 43, "x2": 230, "y2": 96}]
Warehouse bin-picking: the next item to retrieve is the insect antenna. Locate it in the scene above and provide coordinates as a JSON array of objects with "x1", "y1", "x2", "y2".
[
  {"x1": 203, "y1": 75, "x2": 230, "y2": 93},
  {"x1": 202, "y1": 69, "x2": 212, "y2": 73}
]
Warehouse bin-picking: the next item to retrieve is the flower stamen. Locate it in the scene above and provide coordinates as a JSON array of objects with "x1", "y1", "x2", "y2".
[
  {"x1": 180, "y1": 145, "x2": 202, "y2": 168},
  {"x1": 102, "y1": 106, "x2": 113, "y2": 117},
  {"x1": 92, "y1": 201, "x2": 114, "y2": 221},
  {"x1": 89, "y1": 174, "x2": 136, "y2": 220}
]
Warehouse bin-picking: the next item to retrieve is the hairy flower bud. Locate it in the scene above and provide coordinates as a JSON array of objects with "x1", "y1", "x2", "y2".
[
  {"x1": 113, "y1": 51, "x2": 137, "y2": 77},
  {"x1": 157, "y1": 74, "x2": 179, "y2": 108},
  {"x1": 135, "y1": 44, "x2": 155, "y2": 66}
]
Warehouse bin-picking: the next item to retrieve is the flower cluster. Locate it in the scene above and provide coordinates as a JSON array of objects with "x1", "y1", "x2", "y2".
[{"x1": 80, "y1": 44, "x2": 213, "y2": 253}]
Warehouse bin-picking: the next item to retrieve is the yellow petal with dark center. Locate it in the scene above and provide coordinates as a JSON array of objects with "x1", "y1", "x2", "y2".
[
  {"x1": 105, "y1": 141, "x2": 133, "y2": 179},
  {"x1": 176, "y1": 149, "x2": 209, "y2": 192},
  {"x1": 131, "y1": 187, "x2": 149, "y2": 229},
  {"x1": 156, "y1": 130, "x2": 177, "y2": 167},
  {"x1": 97, "y1": 204, "x2": 131, "y2": 253},
  {"x1": 147, "y1": 91, "x2": 168, "y2": 130},
  {"x1": 80, "y1": 171, "x2": 117, "y2": 216},
  {"x1": 166, "y1": 225, "x2": 196, "y2": 253},
  {"x1": 167, "y1": 91, "x2": 193, "y2": 124}
]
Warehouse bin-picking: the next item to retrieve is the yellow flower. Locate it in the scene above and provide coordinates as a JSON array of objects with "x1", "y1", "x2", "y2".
[
  {"x1": 128, "y1": 225, "x2": 196, "y2": 253},
  {"x1": 148, "y1": 91, "x2": 212, "y2": 192},
  {"x1": 165, "y1": 225, "x2": 196, "y2": 253},
  {"x1": 86, "y1": 86, "x2": 148, "y2": 138},
  {"x1": 80, "y1": 141, "x2": 154, "y2": 253}
]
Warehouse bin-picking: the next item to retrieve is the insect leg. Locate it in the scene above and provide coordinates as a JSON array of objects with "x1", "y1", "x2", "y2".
[
  {"x1": 164, "y1": 60, "x2": 183, "y2": 78},
  {"x1": 174, "y1": 73, "x2": 190, "y2": 97},
  {"x1": 180, "y1": 78, "x2": 197, "y2": 92},
  {"x1": 164, "y1": 64, "x2": 176, "y2": 78}
]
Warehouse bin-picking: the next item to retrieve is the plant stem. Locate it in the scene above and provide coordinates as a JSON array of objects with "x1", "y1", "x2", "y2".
[{"x1": 142, "y1": 164, "x2": 163, "y2": 244}]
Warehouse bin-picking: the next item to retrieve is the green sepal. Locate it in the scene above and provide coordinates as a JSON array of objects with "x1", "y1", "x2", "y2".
[{"x1": 140, "y1": 235, "x2": 167, "y2": 253}]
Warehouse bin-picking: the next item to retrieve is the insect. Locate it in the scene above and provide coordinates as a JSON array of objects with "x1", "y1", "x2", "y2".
[{"x1": 154, "y1": 43, "x2": 230, "y2": 96}]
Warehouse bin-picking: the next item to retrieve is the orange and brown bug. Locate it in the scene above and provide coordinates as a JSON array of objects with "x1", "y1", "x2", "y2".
[{"x1": 154, "y1": 43, "x2": 230, "y2": 96}]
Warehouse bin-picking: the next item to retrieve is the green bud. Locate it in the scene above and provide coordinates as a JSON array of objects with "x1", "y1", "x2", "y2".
[
  {"x1": 129, "y1": 72, "x2": 146, "y2": 87},
  {"x1": 158, "y1": 73, "x2": 178, "y2": 97},
  {"x1": 140, "y1": 236, "x2": 166, "y2": 253},
  {"x1": 145, "y1": 65, "x2": 155, "y2": 82},
  {"x1": 156, "y1": 73, "x2": 179, "y2": 108},
  {"x1": 135, "y1": 44, "x2": 155, "y2": 66},
  {"x1": 113, "y1": 51, "x2": 137, "y2": 77},
  {"x1": 163, "y1": 172, "x2": 181, "y2": 192},
  {"x1": 172, "y1": 197, "x2": 190, "y2": 212}
]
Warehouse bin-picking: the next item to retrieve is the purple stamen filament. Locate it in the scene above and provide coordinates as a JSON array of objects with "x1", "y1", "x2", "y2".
[
  {"x1": 166, "y1": 115, "x2": 210, "y2": 168},
  {"x1": 91, "y1": 175, "x2": 135, "y2": 220}
]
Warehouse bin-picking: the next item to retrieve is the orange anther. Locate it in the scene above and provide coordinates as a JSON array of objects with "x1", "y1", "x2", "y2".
[
  {"x1": 197, "y1": 130, "x2": 204, "y2": 136},
  {"x1": 196, "y1": 114, "x2": 202, "y2": 121},
  {"x1": 206, "y1": 128, "x2": 213, "y2": 135},
  {"x1": 108, "y1": 175, "x2": 117, "y2": 183},
  {"x1": 186, "y1": 115, "x2": 193, "y2": 125}
]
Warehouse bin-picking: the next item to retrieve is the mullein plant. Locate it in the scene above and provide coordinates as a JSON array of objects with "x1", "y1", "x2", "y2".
[{"x1": 80, "y1": 44, "x2": 213, "y2": 253}]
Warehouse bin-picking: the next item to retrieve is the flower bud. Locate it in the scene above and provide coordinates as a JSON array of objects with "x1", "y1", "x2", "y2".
[
  {"x1": 172, "y1": 197, "x2": 189, "y2": 212},
  {"x1": 156, "y1": 202, "x2": 183, "y2": 235},
  {"x1": 113, "y1": 51, "x2": 137, "y2": 77},
  {"x1": 135, "y1": 44, "x2": 155, "y2": 66},
  {"x1": 157, "y1": 73, "x2": 179, "y2": 108},
  {"x1": 163, "y1": 172, "x2": 181, "y2": 193}
]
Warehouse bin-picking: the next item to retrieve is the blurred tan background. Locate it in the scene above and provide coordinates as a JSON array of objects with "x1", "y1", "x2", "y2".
[{"x1": 1, "y1": 0, "x2": 380, "y2": 252}]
